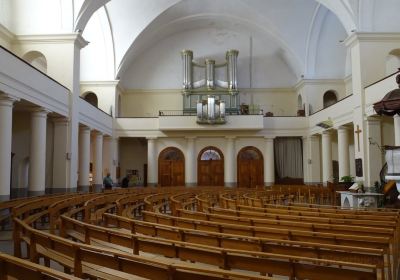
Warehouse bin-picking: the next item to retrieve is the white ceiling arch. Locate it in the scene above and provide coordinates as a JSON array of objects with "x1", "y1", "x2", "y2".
[{"x1": 74, "y1": 0, "x2": 110, "y2": 32}]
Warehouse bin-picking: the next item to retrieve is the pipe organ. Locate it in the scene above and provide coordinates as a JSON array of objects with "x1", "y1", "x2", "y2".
[{"x1": 181, "y1": 49, "x2": 239, "y2": 124}]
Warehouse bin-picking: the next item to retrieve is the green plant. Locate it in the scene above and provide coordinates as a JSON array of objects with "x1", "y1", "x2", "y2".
[{"x1": 340, "y1": 175, "x2": 354, "y2": 183}]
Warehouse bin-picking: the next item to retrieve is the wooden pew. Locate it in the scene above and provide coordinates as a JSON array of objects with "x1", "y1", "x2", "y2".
[
  {"x1": 103, "y1": 212, "x2": 388, "y2": 279},
  {"x1": 58, "y1": 215, "x2": 380, "y2": 280},
  {"x1": 0, "y1": 251, "x2": 82, "y2": 280}
]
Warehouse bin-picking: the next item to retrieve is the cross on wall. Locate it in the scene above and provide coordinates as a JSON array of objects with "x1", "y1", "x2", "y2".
[{"x1": 355, "y1": 125, "x2": 362, "y2": 152}]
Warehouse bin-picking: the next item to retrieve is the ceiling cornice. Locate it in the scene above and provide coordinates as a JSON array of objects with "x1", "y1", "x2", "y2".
[
  {"x1": 14, "y1": 33, "x2": 89, "y2": 49},
  {"x1": 0, "y1": 24, "x2": 15, "y2": 42},
  {"x1": 344, "y1": 32, "x2": 400, "y2": 47}
]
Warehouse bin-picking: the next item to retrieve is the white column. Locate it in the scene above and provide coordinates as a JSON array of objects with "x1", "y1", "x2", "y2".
[
  {"x1": 185, "y1": 137, "x2": 196, "y2": 186},
  {"x1": 264, "y1": 137, "x2": 275, "y2": 186},
  {"x1": 93, "y1": 131, "x2": 103, "y2": 191},
  {"x1": 366, "y1": 117, "x2": 382, "y2": 187},
  {"x1": 29, "y1": 108, "x2": 49, "y2": 196},
  {"x1": 302, "y1": 137, "x2": 308, "y2": 183},
  {"x1": 224, "y1": 137, "x2": 236, "y2": 187},
  {"x1": 102, "y1": 136, "x2": 114, "y2": 182},
  {"x1": 322, "y1": 131, "x2": 333, "y2": 184},
  {"x1": 78, "y1": 126, "x2": 91, "y2": 192},
  {"x1": 308, "y1": 135, "x2": 321, "y2": 183},
  {"x1": 147, "y1": 137, "x2": 157, "y2": 186},
  {"x1": 0, "y1": 95, "x2": 18, "y2": 201},
  {"x1": 394, "y1": 115, "x2": 400, "y2": 146},
  {"x1": 337, "y1": 126, "x2": 350, "y2": 179},
  {"x1": 52, "y1": 117, "x2": 69, "y2": 193}
]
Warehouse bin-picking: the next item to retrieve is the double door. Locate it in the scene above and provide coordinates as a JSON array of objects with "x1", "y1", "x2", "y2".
[
  {"x1": 159, "y1": 160, "x2": 184, "y2": 186},
  {"x1": 198, "y1": 160, "x2": 224, "y2": 186},
  {"x1": 237, "y1": 159, "x2": 263, "y2": 188}
]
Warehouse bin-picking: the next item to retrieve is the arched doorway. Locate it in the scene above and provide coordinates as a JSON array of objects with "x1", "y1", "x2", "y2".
[
  {"x1": 158, "y1": 147, "x2": 185, "y2": 186},
  {"x1": 237, "y1": 146, "x2": 264, "y2": 188},
  {"x1": 197, "y1": 147, "x2": 224, "y2": 186}
]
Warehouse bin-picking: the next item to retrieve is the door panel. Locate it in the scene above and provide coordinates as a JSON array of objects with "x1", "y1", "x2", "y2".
[
  {"x1": 237, "y1": 147, "x2": 264, "y2": 188},
  {"x1": 158, "y1": 148, "x2": 185, "y2": 187}
]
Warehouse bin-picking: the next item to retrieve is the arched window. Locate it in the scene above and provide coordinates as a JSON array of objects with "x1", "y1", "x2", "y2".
[
  {"x1": 323, "y1": 90, "x2": 338, "y2": 108},
  {"x1": 200, "y1": 149, "x2": 222, "y2": 160},
  {"x1": 82, "y1": 91, "x2": 98, "y2": 107},
  {"x1": 22, "y1": 51, "x2": 47, "y2": 73}
]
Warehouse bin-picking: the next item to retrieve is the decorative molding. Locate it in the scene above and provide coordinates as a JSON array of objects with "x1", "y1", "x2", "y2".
[
  {"x1": 80, "y1": 80, "x2": 119, "y2": 87},
  {"x1": 0, "y1": 24, "x2": 15, "y2": 43},
  {"x1": 344, "y1": 32, "x2": 400, "y2": 47},
  {"x1": 14, "y1": 33, "x2": 89, "y2": 48},
  {"x1": 295, "y1": 78, "x2": 345, "y2": 90}
]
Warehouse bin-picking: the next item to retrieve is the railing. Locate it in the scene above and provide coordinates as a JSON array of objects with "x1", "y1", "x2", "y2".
[
  {"x1": 158, "y1": 110, "x2": 298, "y2": 117},
  {"x1": 309, "y1": 94, "x2": 353, "y2": 116}
]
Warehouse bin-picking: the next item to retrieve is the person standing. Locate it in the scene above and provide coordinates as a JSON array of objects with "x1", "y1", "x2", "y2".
[
  {"x1": 121, "y1": 174, "x2": 131, "y2": 188},
  {"x1": 103, "y1": 172, "x2": 113, "y2": 190}
]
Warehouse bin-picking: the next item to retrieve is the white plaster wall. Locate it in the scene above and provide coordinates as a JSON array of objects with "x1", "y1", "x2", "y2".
[
  {"x1": 119, "y1": 138, "x2": 147, "y2": 184},
  {"x1": 11, "y1": 0, "x2": 73, "y2": 34},
  {"x1": 122, "y1": 90, "x2": 182, "y2": 117},
  {"x1": 296, "y1": 80, "x2": 346, "y2": 114},
  {"x1": 372, "y1": 0, "x2": 400, "y2": 32},
  {"x1": 120, "y1": 27, "x2": 298, "y2": 89},
  {"x1": 80, "y1": 83, "x2": 117, "y2": 116},
  {"x1": 314, "y1": 12, "x2": 347, "y2": 79},
  {"x1": 12, "y1": 42, "x2": 75, "y2": 89},
  {"x1": 0, "y1": 0, "x2": 12, "y2": 30},
  {"x1": 80, "y1": 7, "x2": 115, "y2": 81}
]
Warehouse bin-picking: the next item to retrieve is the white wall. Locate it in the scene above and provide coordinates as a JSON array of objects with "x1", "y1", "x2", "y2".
[{"x1": 119, "y1": 137, "x2": 148, "y2": 184}]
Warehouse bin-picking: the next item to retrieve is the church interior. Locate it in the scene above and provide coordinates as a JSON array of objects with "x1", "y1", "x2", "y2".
[{"x1": 1, "y1": 0, "x2": 400, "y2": 279}]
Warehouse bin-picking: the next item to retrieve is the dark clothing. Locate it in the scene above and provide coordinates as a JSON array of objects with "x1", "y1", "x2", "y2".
[
  {"x1": 103, "y1": 175, "x2": 113, "y2": 190},
  {"x1": 121, "y1": 177, "x2": 129, "y2": 188}
]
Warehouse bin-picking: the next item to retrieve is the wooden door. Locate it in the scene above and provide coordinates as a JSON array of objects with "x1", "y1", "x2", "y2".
[
  {"x1": 197, "y1": 147, "x2": 224, "y2": 186},
  {"x1": 158, "y1": 147, "x2": 185, "y2": 187},
  {"x1": 237, "y1": 147, "x2": 264, "y2": 188}
]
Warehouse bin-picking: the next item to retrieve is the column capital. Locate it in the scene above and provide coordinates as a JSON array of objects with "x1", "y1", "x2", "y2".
[
  {"x1": 393, "y1": 114, "x2": 400, "y2": 119},
  {"x1": 337, "y1": 125, "x2": 351, "y2": 132},
  {"x1": 93, "y1": 130, "x2": 103, "y2": 137},
  {"x1": 264, "y1": 137, "x2": 275, "y2": 142},
  {"x1": 322, "y1": 130, "x2": 332, "y2": 135},
  {"x1": 31, "y1": 107, "x2": 51, "y2": 117},
  {"x1": 79, "y1": 125, "x2": 91, "y2": 133},
  {"x1": 185, "y1": 136, "x2": 196, "y2": 140},
  {"x1": 0, "y1": 94, "x2": 19, "y2": 106},
  {"x1": 225, "y1": 136, "x2": 236, "y2": 140},
  {"x1": 146, "y1": 137, "x2": 157, "y2": 140},
  {"x1": 52, "y1": 117, "x2": 69, "y2": 125}
]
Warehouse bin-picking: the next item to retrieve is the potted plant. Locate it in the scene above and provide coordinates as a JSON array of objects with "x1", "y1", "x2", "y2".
[{"x1": 339, "y1": 175, "x2": 354, "y2": 189}]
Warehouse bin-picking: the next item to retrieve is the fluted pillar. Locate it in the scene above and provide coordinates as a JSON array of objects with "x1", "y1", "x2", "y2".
[
  {"x1": 264, "y1": 137, "x2": 275, "y2": 186},
  {"x1": 394, "y1": 115, "x2": 400, "y2": 146},
  {"x1": 93, "y1": 131, "x2": 103, "y2": 192},
  {"x1": 78, "y1": 126, "x2": 91, "y2": 192},
  {"x1": 322, "y1": 131, "x2": 333, "y2": 184},
  {"x1": 0, "y1": 95, "x2": 18, "y2": 201},
  {"x1": 185, "y1": 137, "x2": 196, "y2": 186},
  {"x1": 224, "y1": 137, "x2": 236, "y2": 187},
  {"x1": 337, "y1": 126, "x2": 350, "y2": 179},
  {"x1": 147, "y1": 137, "x2": 157, "y2": 186},
  {"x1": 52, "y1": 117, "x2": 70, "y2": 193},
  {"x1": 29, "y1": 108, "x2": 49, "y2": 196}
]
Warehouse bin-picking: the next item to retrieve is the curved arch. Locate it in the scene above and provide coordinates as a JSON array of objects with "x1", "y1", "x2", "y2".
[
  {"x1": 74, "y1": 0, "x2": 110, "y2": 32},
  {"x1": 198, "y1": 146, "x2": 224, "y2": 161},
  {"x1": 159, "y1": 147, "x2": 185, "y2": 161},
  {"x1": 197, "y1": 146, "x2": 224, "y2": 186},
  {"x1": 22, "y1": 51, "x2": 47, "y2": 73},
  {"x1": 237, "y1": 146, "x2": 264, "y2": 188},
  {"x1": 316, "y1": 0, "x2": 356, "y2": 34},
  {"x1": 82, "y1": 91, "x2": 98, "y2": 107},
  {"x1": 117, "y1": 13, "x2": 303, "y2": 81},
  {"x1": 323, "y1": 90, "x2": 338, "y2": 108},
  {"x1": 158, "y1": 147, "x2": 185, "y2": 187}
]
